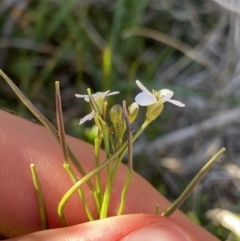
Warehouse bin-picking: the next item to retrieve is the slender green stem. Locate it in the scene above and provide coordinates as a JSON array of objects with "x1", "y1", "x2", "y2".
[
  {"x1": 94, "y1": 135, "x2": 103, "y2": 213},
  {"x1": 102, "y1": 101, "x2": 108, "y2": 121},
  {"x1": 0, "y1": 70, "x2": 94, "y2": 190},
  {"x1": 117, "y1": 169, "x2": 133, "y2": 215},
  {"x1": 100, "y1": 169, "x2": 111, "y2": 218},
  {"x1": 123, "y1": 119, "x2": 149, "y2": 156},
  {"x1": 86, "y1": 88, "x2": 101, "y2": 114},
  {"x1": 117, "y1": 100, "x2": 133, "y2": 215},
  {"x1": 110, "y1": 119, "x2": 150, "y2": 182},
  {"x1": 102, "y1": 127, "x2": 110, "y2": 158},
  {"x1": 162, "y1": 147, "x2": 226, "y2": 217},
  {"x1": 122, "y1": 100, "x2": 133, "y2": 172},
  {"x1": 100, "y1": 123, "x2": 112, "y2": 218},
  {"x1": 55, "y1": 82, "x2": 68, "y2": 163},
  {"x1": 93, "y1": 191, "x2": 100, "y2": 218},
  {"x1": 63, "y1": 163, "x2": 94, "y2": 224},
  {"x1": 30, "y1": 164, "x2": 48, "y2": 230},
  {"x1": 94, "y1": 114, "x2": 102, "y2": 132}
]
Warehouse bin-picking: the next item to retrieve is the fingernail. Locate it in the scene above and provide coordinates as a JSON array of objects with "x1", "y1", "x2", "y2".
[{"x1": 121, "y1": 223, "x2": 193, "y2": 241}]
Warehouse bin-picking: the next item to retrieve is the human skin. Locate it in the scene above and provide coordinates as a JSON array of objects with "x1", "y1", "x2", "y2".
[{"x1": 0, "y1": 110, "x2": 219, "y2": 241}]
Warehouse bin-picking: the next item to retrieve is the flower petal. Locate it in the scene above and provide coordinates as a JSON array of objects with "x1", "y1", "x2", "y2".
[
  {"x1": 75, "y1": 94, "x2": 88, "y2": 98},
  {"x1": 136, "y1": 80, "x2": 153, "y2": 96},
  {"x1": 75, "y1": 94, "x2": 90, "y2": 102},
  {"x1": 79, "y1": 110, "x2": 95, "y2": 125},
  {"x1": 92, "y1": 90, "x2": 110, "y2": 100},
  {"x1": 166, "y1": 99, "x2": 185, "y2": 107},
  {"x1": 107, "y1": 91, "x2": 120, "y2": 96},
  {"x1": 76, "y1": 90, "x2": 119, "y2": 103},
  {"x1": 160, "y1": 89, "x2": 174, "y2": 101},
  {"x1": 135, "y1": 92, "x2": 157, "y2": 106},
  {"x1": 84, "y1": 97, "x2": 90, "y2": 102}
]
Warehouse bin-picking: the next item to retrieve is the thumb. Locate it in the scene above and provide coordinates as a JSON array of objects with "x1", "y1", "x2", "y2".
[{"x1": 8, "y1": 214, "x2": 199, "y2": 241}]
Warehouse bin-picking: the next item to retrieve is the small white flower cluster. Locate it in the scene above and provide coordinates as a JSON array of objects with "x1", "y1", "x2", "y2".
[
  {"x1": 135, "y1": 80, "x2": 185, "y2": 107},
  {"x1": 76, "y1": 80, "x2": 184, "y2": 124},
  {"x1": 75, "y1": 90, "x2": 119, "y2": 124}
]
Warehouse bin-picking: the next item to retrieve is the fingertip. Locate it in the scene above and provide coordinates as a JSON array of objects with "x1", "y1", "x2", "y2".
[{"x1": 120, "y1": 223, "x2": 197, "y2": 241}]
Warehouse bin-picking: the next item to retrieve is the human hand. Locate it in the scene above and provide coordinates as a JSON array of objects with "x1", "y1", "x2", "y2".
[{"x1": 0, "y1": 110, "x2": 219, "y2": 241}]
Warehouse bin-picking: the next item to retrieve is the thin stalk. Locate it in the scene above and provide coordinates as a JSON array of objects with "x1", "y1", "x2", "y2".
[
  {"x1": 86, "y1": 88, "x2": 101, "y2": 114},
  {"x1": 0, "y1": 70, "x2": 94, "y2": 190},
  {"x1": 94, "y1": 135, "x2": 103, "y2": 213},
  {"x1": 122, "y1": 100, "x2": 133, "y2": 171},
  {"x1": 102, "y1": 101, "x2": 108, "y2": 121},
  {"x1": 162, "y1": 147, "x2": 226, "y2": 217},
  {"x1": 30, "y1": 164, "x2": 48, "y2": 230},
  {"x1": 63, "y1": 163, "x2": 94, "y2": 223},
  {"x1": 100, "y1": 123, "x2": 112, "y2": 218},
  {"x1": 55, "y1": 81, "x2": 68, "y2": 163},
  {"x1": 93, "y1": 191, "x2": 101, "y2": 218},
  {"x1": 117, "y1": 169, "x2": 133, "y2": 215},
  {"x1": 117, "y1": 101, "x2": 133, "y2": 215},
  {"x1": 111, "y1": 119, "x2": 150, "y2": 182},
  {"x1": 100, "y1": 164, "x2": 112, "y2": 218}
]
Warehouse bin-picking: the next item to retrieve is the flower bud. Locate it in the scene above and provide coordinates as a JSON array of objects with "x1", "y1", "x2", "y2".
[
  {"x1": 128, "y1": 102, "x2": 139, "y2": 123},
  {"x1": 109, "y1": 104, "x2": 123, "y2": 125},
  {"x1": 109, "y1": 104, "x2": 126, "y2": 140}
]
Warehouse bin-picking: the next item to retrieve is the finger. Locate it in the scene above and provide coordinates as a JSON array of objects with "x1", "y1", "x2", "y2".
[
  {"x1": 9, "y1": 214, "x2": 199, "y2": 241},
  {"x1": 0, "y1": 110, "x2": 219, "y2": 241}
]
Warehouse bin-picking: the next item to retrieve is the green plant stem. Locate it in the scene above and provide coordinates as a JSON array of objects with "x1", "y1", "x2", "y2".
[
  {"x1": 86, "y1": 88, "x2": 100, "y2": 114},
  {"x1": 100, "y1": 167, "x2": 111, "y2": 218},
  {"x1": 100, "y1": 124, "x2": 112, "y2": 218},
  {"x1": 117, "y1": 101, "x2": 133, "y2": 215},
  {"x1": 63, "y1": 163, "x2": 94, "y2": 223},
  {"x1": 30, "y1": 164, "x2": 48, "y2": 230},
  {"x1": 55, "y1": 81, "x2": 68, "y2": 163},
  {"x1": 102, "y1": 101, "x2": 108, "y2": 121},
  {"x1": 94, "y1": 135, "x2": 103, "y2": 214},
  {"x1": 0, "y1": 70, "x2": 94, "y2": 191},
  {"x1": 122, "y1": 100, "x2": 133, "y2": 171},
  {"x1": 162, "y1": 147, "x2": 226, "y2": 217},
  {"x1": 111, "y1": 119, "x2": 150, "y2": 183},
  {"x1": 117, "y1": 169, "x2": 133, "y2": 215}
]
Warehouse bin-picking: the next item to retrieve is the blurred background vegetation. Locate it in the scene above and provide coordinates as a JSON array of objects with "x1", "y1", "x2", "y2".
[{"x1": 1, "y1": 0, "x2": 240, "y2": 240}]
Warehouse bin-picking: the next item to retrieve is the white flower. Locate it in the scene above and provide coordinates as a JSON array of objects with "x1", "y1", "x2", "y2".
[
  {"x1": 135, "y1": 80, "x2": 185, "y2": 107},
  {"x1": 75, "y1": 90, "x2": 119, "y2": 124},
  {"x1": 75, "y1": 90, "x2": 119, "y2": 103},
  {"x1": 79, "y1": 109, "x2": 95, "y2": 125}
]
